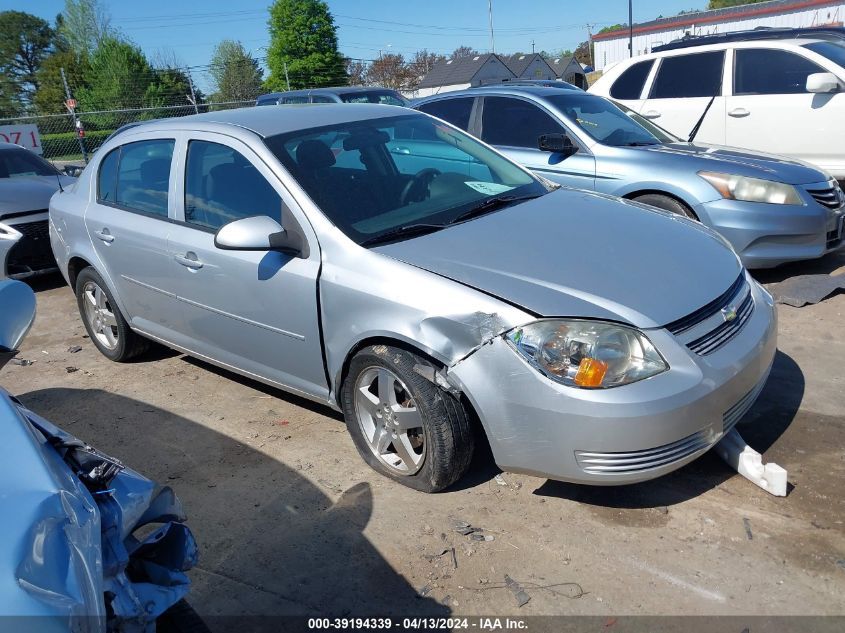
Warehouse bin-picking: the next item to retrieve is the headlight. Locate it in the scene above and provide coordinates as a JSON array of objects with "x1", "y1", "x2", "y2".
[
  {"x1": 505, "y1": 320, "x2": 667, "y2": 389},
  {"x1": 699, "y1": 171, "x2": 803, "y2": 205}
]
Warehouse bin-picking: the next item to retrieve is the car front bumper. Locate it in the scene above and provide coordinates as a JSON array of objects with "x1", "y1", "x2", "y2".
[
  {"x1": 0, "y1": 212, "x2": 58, "y2": 279},
  {"x1": 448, "y1": 277, "x2": 777, "y2": 485},
  {"x1": 695, "y1": 188, "x2": 844, "y2": 269}
]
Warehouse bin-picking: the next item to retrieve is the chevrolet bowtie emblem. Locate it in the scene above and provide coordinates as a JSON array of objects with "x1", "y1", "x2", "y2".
[{"x1": 721, "y1": 306, "x2": 738, "y2": 322}]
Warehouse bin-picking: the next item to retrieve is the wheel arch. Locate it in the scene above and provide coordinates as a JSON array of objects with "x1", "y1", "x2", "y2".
[{"x1": 622, "y1": 189, "x2": 699, "y2": 220}]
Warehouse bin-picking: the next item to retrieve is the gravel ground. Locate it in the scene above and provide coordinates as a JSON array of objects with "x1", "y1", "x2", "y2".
[{"x1": 4, "y1": 251, "x2": 845, "y2": 624}]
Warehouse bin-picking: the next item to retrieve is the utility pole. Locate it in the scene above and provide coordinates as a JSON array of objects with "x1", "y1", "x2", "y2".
[
  {"x1": 60, "y1": 67, "x2": 88, "y2": 163},
  {"x1": 586, "y1": 23, "x2": 595, "y2": 68},
  {"x1": 488, "y1": 0, "x2": 496, "y2": 53},
  {"x1": 186, "y1": 68, "x2": 200, "y2": 114},
  {"x1": 283, "y1": 60, "x2": 291, "y2": 91},
  {"x1": 531, "y1": 39, "x2": 535, "y2": 54},
  {"x1": 629, "y1": 0, "x2": 634, "y2": 58}
]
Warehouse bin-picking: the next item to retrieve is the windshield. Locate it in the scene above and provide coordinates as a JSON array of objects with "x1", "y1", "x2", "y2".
[
  {"x1": 0, "y1": 147, "x2": 59, "y2": 178},
  {"x1": 803, "y1": 41, "x2": 845, "y2": 69},
  {"x1": 611, "y1": 100, "x2": 681, "y2": 143},
  {"x1": 265, "y1": 113, "x2": 548, "y2": 245},
  {"x1": 545, "y1": 93, "x2": 662, "y2": 147},
  {"x1": 340, "y1": 91, "x2": 408, "y2": 106}
]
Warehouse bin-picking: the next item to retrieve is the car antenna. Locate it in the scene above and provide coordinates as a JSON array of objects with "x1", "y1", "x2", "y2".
[
  {"x1": 687, "y1": 94, "x2": 716, "y2": 143},
  {"x1": 55, "y1": 166, "x2": 64, "y2": 193}
]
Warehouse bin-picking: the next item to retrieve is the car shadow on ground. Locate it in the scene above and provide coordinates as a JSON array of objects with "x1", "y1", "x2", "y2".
[
  {"x1": 15, "y1": 387, "x2": 449, "y2": 628},
  {"x1": 751, "y1": 248, "x2": 845, "y2": 285},
  {"x1": 532, "y1": 350, "x2": 804, "y2": 510}
]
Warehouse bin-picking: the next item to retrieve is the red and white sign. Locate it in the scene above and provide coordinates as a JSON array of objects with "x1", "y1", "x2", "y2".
[
  {"x1": 0, "y1": 124, "x2": 42, "y2": 155},
  {"x1": 65, "y1": 98, "x2": 77, "y2": 109}
]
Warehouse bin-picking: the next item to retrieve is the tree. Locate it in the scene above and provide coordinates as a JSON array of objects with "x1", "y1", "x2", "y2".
[
  {"x1": 366, "y1": 53, "x2": 409, "y2": 90},
  {"x1": 707, "y1": 0, "x2": 768, "y2": 8},
  {"x1": 407, "y1": 49, "x2": 445, "y2": 88},
  {"x1": 209, "y1": 40, "x2": 263, "y2": 102},
  {"x1": 266, "y1": 0, "x2": 346, "y2": 90},
  {"x1": 33, "y1": 49, "x2": 90, "y2": 114},
  {"x1": 76, "y1": 37, "x2": 156, "y2": 114},
  {"x1": 451, "y1": 46, "x2": 478, "y2": 59},
  {"x1": 345, "y1": 58, "x2": 368, "y2": 86},
  {"x1": 0, "y1": 11, "x2": 54, "y2": 112},
  {"x1": 59, "y1": 0, "x2": 112, "y2": 58}
]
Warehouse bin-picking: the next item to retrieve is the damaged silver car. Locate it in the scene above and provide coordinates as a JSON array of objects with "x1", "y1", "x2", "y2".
[
  {"x1": 50, "y1": 105, "x2": 777, "y2": 492},
  {"x1": 0, "y1": 279, "x2": 201, "y2": 630}
]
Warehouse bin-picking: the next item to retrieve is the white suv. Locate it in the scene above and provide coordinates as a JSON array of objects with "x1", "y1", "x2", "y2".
[{"x1": 590, "y1": 35, "x2": 845, "y2": 181}]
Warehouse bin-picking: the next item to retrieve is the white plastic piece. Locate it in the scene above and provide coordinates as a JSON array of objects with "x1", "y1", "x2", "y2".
[{"x1": 714, "y1": 428, "x2": 787, "y2": 497}]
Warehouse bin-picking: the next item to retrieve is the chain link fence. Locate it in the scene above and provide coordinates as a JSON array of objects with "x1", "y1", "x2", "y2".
[{"x1": 0, "y1": 100, "x2": 255, "y2": 166}]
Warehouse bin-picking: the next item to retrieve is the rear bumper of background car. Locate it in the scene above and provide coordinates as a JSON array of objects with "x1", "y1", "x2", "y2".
[
  {"x1": 448, "y1": 278, "x2": 777, "y2": 485},
  {"x1": 695, "y1": 182, "x2": 845, "y2": 269}
]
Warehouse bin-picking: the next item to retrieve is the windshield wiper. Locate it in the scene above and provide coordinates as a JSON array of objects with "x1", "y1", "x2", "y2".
[
  {"x1": 359, "y1": 222, "x2": 446, "y2": 246},
  {"x1": 621, "y1": 141, "x2": 659, "y2": 147},
  {"x1": 449, "y1": 193, "x2": 542, "y2": 225}
]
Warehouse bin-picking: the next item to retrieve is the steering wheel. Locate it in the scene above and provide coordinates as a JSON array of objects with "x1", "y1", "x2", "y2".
[{"x1": 400, "y1": 168, "x2": 441, "y2": 205}]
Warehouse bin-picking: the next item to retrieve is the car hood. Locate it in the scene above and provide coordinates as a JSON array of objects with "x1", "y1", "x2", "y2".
[
  {"x1": 0, "y1": 175, "x2": 74, "y2": 217},
  {"x1": 635, "y1": 142, "x2": 826, "y2": 185},
  {"x1": 374, "y1": 188, "x2": 742, "y2": 329}
]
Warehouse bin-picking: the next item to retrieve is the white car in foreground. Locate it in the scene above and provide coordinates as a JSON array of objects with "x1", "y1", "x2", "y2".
[{"x1": 590, "y1": 33, "x2": 845, "y2": 181}]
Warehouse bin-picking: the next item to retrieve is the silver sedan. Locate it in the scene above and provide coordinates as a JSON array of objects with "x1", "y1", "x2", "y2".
[{"x1": 49, "y1": 105, "x2": 776, "y2": 492}]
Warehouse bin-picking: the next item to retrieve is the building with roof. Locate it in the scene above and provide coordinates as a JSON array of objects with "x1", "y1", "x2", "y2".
[
  {"x1": 413, "y1": 53, "x2": 516, "y2": 97},
  {"x1": 593, "y1": 0, "x2": 844, "y2": 71},
  {"x1": 500, "y1": 53, "x2": 557, "y2": 80},
  {"x1": 545, "y1": 55, "x2": 589, "y2": 88}
]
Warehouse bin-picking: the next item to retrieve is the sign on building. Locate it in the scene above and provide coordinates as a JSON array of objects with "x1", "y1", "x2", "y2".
[{"x1": 0, "y1": 124, "x2": 43, "y2": 155}]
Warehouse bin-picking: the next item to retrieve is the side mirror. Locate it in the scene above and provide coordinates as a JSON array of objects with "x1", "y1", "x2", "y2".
[
  {"x1": 806, "y1": 72, "x2": 842, "y2": 94},
  {"x1": 538, "y1": 133, "x2": 577, "y2": 156},
  {"x1": 214, "y1": 215, "x2": 309, "y2": 258},
  {"x1": 0, "y1": 280, "x2": 37, "y2": 369},
  {"x1": 63, "y1": 165, "x2": 83, "y2": 178}
]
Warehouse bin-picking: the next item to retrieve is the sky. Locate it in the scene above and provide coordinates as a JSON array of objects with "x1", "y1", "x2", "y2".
[{"x1": 11, "y1": 0, "x2": 703, "y2": 92}]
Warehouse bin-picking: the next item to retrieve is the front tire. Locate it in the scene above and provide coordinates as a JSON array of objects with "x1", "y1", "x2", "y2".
[
  {"x1": 341, "y1": 345, "x2": 474, "y2": 492},
  {"x1": 632, "y1": 193, "x2": 698, "y2": 220},
  {"x1": 75, "y1": 267, "x2": 149, "y2": 361}
]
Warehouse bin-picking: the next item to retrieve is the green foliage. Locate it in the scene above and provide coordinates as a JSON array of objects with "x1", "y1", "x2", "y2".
[
  {"x1": 0, "y1": 11, "x2": 54, "y2": 113},
  {"x1": 33, "y1": 49, "x2": 90, "y2": 114},
  {"x1": 59, "y1": 0, "x2": 112, "y2": 58},
  {"x1": 266, "y1": 0, "x2": 346, "y2": 90},
  {"x1": 707, "y1": 0, "x2": 768, "y2": 8},
  {"x1": 40, "y1": 128, "x2": 113, "y2": 159},
  {"x1": 209, "y1": 40, "x2": 263, "y2": 102},
  {"x1": 75, "y1": 37, "x2": 158, "y2": 125}
]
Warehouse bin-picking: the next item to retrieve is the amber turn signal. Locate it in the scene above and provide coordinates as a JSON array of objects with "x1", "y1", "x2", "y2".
[{"x1": 574, "y1": 358, "x2": 609, "y2": 388}]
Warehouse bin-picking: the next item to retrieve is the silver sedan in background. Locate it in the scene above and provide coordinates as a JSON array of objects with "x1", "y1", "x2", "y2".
[
  {"x1": 50, "y1": 105, "x2": 776, "y2": 492},
  {"x1": 0, "y1": 143, "x2": 75, "y2": 279}
]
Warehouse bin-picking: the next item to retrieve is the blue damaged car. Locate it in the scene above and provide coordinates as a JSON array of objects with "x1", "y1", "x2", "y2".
[
  {"x1": 0, "y1": 278, "x2": 202, "y2": 632},
  {"x1": 414, "y1": 86, "x2": 845, "y2": 268}
]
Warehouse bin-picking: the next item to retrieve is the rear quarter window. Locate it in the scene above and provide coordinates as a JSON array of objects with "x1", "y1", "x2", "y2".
[
  {"x1": 610, "y1": 59, "x2": 654, "y2": 99},
  {"x1": 416, "y1": 97, "x2": 475, "y2": 131}
]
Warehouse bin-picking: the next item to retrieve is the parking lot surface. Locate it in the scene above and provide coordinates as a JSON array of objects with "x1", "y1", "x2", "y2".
[{"x1": 5, "y1": 252, "x2": 845, "y2": 622}]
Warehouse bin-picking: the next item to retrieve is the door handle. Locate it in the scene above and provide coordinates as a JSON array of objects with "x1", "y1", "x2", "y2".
[
  {"x1": 729, "y1": 108, "x2": 750, "y2": 117},
  {"x1": 391, "y1": 146, "x2": 411, "y2": 155},
  {"x1": 94, "y1": 229, "x2": 114, "y2": 243},
  {"x1": 174, "y1": 252, "x2": 203, "y2": 269},
  {"x1": 642, "y1": 110, "x2": 661, "y2": 119}
]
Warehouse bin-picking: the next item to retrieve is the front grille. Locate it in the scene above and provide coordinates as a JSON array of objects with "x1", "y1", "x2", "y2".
[
  {"x1": 575, "y1": 430, "x2": 711, "y2": 475},
  {"x1": 687, "y1": 287, "x2": 754, "y2": 355},
  {"x1": 665, "y1": 273, "x2": 745, "y2": 336},
  {"x1": 807, "y1": 184, "x2": 844, "y2": 210},
  {"x1": 6, "y1": 220, "x2": 56, "y2": 274},
  {"x1": 722, "y1": 374, "x2": 768, "y2": 433}
]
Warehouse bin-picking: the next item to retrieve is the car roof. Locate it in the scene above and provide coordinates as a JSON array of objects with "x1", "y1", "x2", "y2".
[
  {"x1": 259, "y1": 86, "x2": 400, "y2": 99},
  {"x1": 420, "y1": 85, "x2": 600, "y2": 101},
  {"x1": 113, "y1": 103, "x2": 416, "y2": 138}
]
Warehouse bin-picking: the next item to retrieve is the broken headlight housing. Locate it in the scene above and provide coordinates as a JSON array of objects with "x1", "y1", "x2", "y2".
[{"x1": 505, "y1": 320, "x2": 667, "y2": 389}]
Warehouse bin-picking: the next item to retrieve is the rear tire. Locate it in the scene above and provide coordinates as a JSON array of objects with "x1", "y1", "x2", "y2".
[
  {"x1": 632, "y1": 193, "x2": 697, "y2": 220},
  {"x1": 341, "y1": 345, "x2": 474, "y2": 492},
  {"x1": 75, "y1": 267, "x2": 149, "y2": 362}
]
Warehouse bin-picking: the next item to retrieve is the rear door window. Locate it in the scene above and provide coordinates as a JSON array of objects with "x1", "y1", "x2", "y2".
[
  {"x1": 650, "y1": 51, "x2": 725, "y2": 98},
  {"x1": 113, "y1": 139, "x2": 174, "y2": 217},
  {"x1": 735, "y1": 48, "x2": 825, "y2": 95},
  {"x1": 416, "y1": 97, "x2": 474, "y2": 131},
  {"x1": 610, "y1": 59, "x2": 655, "y2": 99},
  {"x1": 480, "y1": 96, "x2": 564, "y2": 148}
]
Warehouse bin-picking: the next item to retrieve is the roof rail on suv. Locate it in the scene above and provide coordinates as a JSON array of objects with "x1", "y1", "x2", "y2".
[{"x1": 653, "y1": 26, "x2": 845, "y2": 52}]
